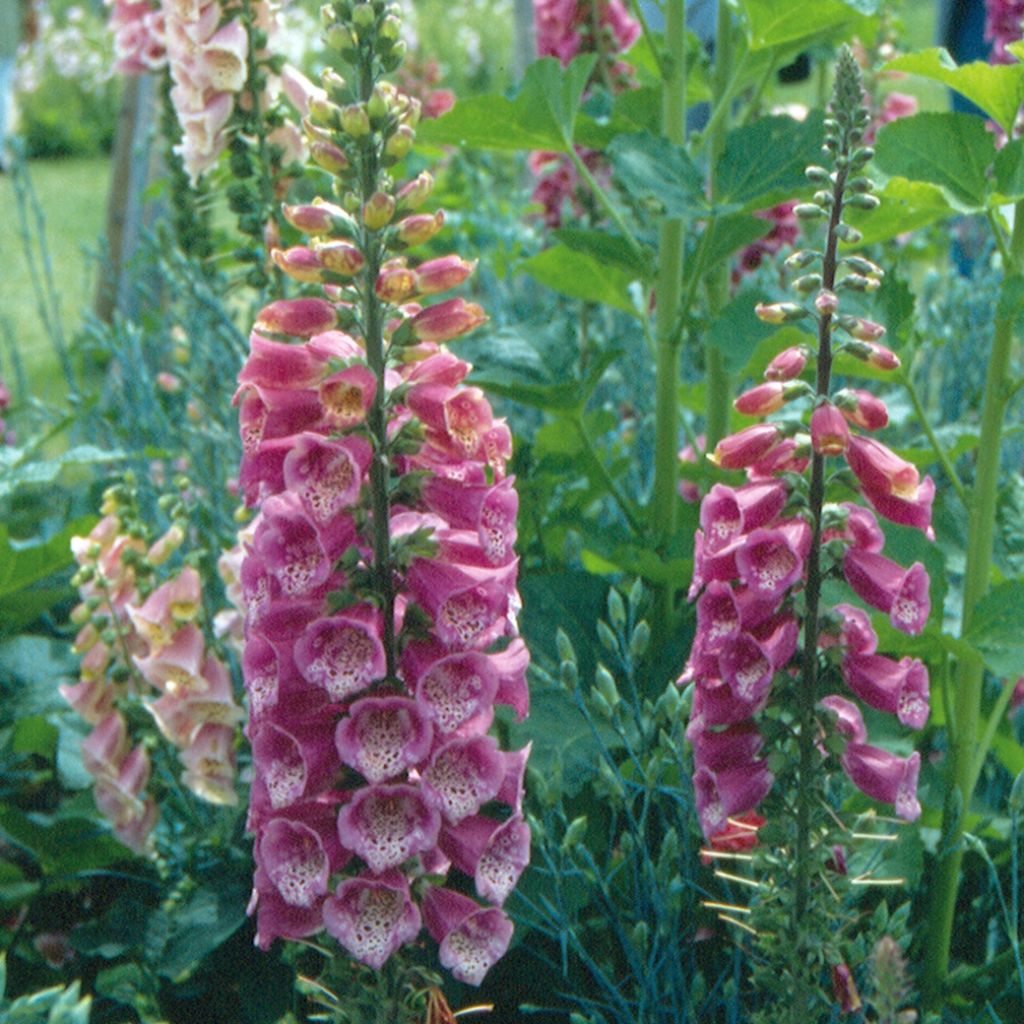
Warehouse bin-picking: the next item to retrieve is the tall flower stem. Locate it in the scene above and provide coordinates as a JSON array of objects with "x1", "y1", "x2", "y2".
[
  {"x1": 703, "y1": 0, "x2": 738, "y2": 452},
  {"x1": 355, "y1": 55, "x2": 398, "y2": 680},
  {"x1": 923, "y1": 200, "x2": 1024, "y2": 1008},
  {"x1": 650, "y1": 0, "x2": 686, "y2": 644}
]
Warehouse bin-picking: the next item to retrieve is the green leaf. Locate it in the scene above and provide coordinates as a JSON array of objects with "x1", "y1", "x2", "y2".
[
  {"x1": 0, "y1": 517, "x2": 94, "y2": 601},
  {"x1": 873, "y1": 112, "x2": 997, "y2": 211},
  {"x1": 416, "y1": 54, "x2": 596, "y2": 152},
  {"x1": 885, "y1": 49, "x2": 1024, "y2": 135},
  {"x1": 608, "y1": 131, "x2": 707, "y2": 218},
  {"x1": 71, "y1": 897, "x2": 151, "y2": 959},
  {"x1": 0, "y1": 863, "x2": 40, "y2": 907},
  {"x1": 845, "y1": 177, "x2": 956, "y2": 244},
  {"x1": 553, "y1": 227, "x2": 656, "y2": 280},
  {"x1": 964, "y1": 580, "x2": 1024, "y2": 678},
  {"x1": 0, "y1": 807, "x2": 128, "y2": 877},
  {"x1": 708, "y1": 287, "x2": 778, "y2": 375},
  {"x1": 714, "y1": 112, "x2": 825, "y2": 211},
  {"x1": 0, "y1": 445, "x2": 126, "y2": 503},
  {"x1": 520, "y1": 244, "x2": 640, "y2": 314},
  {"x1": 738, "y1": 0, "x2": 872, "y2": 50},
  {"x1": 154, "y1": 877, "x2": 249, "y2": 980},
  {"x1": 691, "y1": 213, "x2": 771, "y2": 278},
  {"x1": 11, "y1": 716, "x2": 58, "y2": 759}
]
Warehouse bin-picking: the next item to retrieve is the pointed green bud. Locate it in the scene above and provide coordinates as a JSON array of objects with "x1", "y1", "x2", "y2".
[
  {"x1": 629, "y1": 620, "x2": 651, "y2": 660},
  {"x1": 352, "y1": 3, "x2": 375, "y2": 27},
  {"x1": 785, "y1": 249, "x2": 821, "y2": 270},
  {"x1": 562, "y1": 815, "x2": 588, "y2": 851},
  {"x1": 555, "y1": 627, "x2": 576, "y2": 665},
  {"x1": 839, "y1": 272, "x2": 880, "y2": 292},
  {"x1": 793, "y1": 273, "x2": 823, "y2": 294},
  {"x1": 834, "y1": 223, "x2": 862, "y2": 243},
  {"x1": 794, "y1": 203, "x2": 827, "y2": 220},
  {"x1": 596, "y1": 619, "x2": 617, "y2": 653},
  {"x1": 805, "y1": 165, "x2": 831, "y2": 184},
  {"x1": 845, "y1": 192, "x2": 880, "y2": 211},
  {"x1": 595, "y1": 664, "x2": 620, "y2": 710},
  {"x1": 607, "y1": 588, "x2": 626, "y2": 630}
]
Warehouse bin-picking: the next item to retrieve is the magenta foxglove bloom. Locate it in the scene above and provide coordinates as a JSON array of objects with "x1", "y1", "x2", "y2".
[
  {"x1": 422, "y1": 886, "x2": 515, "y2": 987},
  {"x1": 841, "y1": 653, "x2": 930, "y2": 730},
  {"x1": 323, "y1": 870, "x2": 422, "y2": 969},
  {"x1": 843, "y1": 549, "x2": 931, "y2": 635},
  {"x1": 841, "y1": 744, "x2": 922, "y2": 822}
]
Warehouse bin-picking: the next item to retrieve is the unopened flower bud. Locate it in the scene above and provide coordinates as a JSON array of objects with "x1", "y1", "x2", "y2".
[
  {"x1": 764, "y1": 346, "x2": 809, "y2": 381},
  {"x1": 316, "y1": 241, "x2": 365, "y2": 275},
  {"x1": 708, "y1": 424, "x2": 783, "y2": 469},
  {"x1": 308, "y1": 95, "x2": 340, "y2": 129},
  {"x1": 352, "y1": 3, "x2": 375, "y2": 28},
  {"x1": 367, "y1": 83, "x2": 391, "y2": 122},
  {"x1": 282, "y1": 202, "x2": 335, "y2": 233},
  {"x1": 379, "y1": 13, "x2": 400, "y2": 41},
  {"x1": 847, "y1": 176, "x2": 876, "y2": 193},
  {"x1": 272, "y1": 246, "x2": 325, "y2": 283},
  {"x1": 810, "y1": 402, "x2": 850, "y2": 456},
  {"x1": 842, "y1": 255, "x2": 883, "y2": 277},
  {"x1": 835, "y1": 388, "x2": 889, "y2": 430},
  {"x1": 363, "y1": 191, "x2": 396, "y2": 229},
  {"x1": 734, "y1": 382, "x2": 787, "y2": 416},
  {"x1": 340, "y1": 103, "x2": 371, "y2": 137},
  {"x1": 793, "y1": 273, "x2": 823, "y2": 294},
  {"x1": 397, "y1": 171, "x2": 434, "y2": 210},
  {"x1": 834, "y1": 223, "x2": 863, "y2": 243},
  {"x1": 785, "y1": 250, "x2": 820, "y2": 270},
  {"x1": 375, "y1": 265, "x2": 417, "y2": 303},
  {"x1": 755, "y1": 302, "x2": 809, "y2": 325},
  {"x1": 845, "y1": 339, "x2": 901, "y2": 370},
  {"x1": 396, "y1": 210, "x2": 444, "y2": 246},
  {"x1": 310, "y1": 140, "x2": 349, "y2": 174},
  {"x1": 805, "y1": 165, "x2": 831, "y2": 184},
  {"x1": 815, "y1": 289, "x2": 839, "y2": 315},
  {"x1": 845, "y1": 192, "x2": 880, "y2": 211},
  {"x1": 384, "y1": 124, "x2": 415, "y2": 160},
  {"x1": 411, "y1": 297, "x2": 487, "y2": 342},
  {"x1": 795, "y1": 203, "x2": 828, "y2": 220},
  {"x1": 414, "y1": 254, "x2": 475, "y2": 294}
]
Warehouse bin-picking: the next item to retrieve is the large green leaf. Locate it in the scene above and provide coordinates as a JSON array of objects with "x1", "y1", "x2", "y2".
[
  {"x1": 553, "y1": 227, "x2": 656, "y2": 280},
  {"x1": 738, "y1": 0, "x2": 874, "y2": 50},
  {"x1": 707, "y1": 287, "x2": 778, "y2": 375},
  {"x1": 714, "y1": 112, "x2": 825, "y2": 211},
  {"x1": 0, "y1": 445, "x2": 125, "y2": 502},
  {"x1": 885, "y1": 48, "x2": 1024, "y2": 135},
  {"x1": 520, "y1": 244, "x2": 640, "y2": 315},
  {"x1": 873, "y1": 112, "x2": 997, "y2": 211},
  {"x1": 417, "y1": 54, "x2": 596, "y2": 152},
  {"x1": 608, "y1": 131, "x2": 707, "y2": 218},
  {"x1": 691, "y1": 212, "x2": 771, "y2": 279},
  {"x1": 0, "y1": 807, "x2": 128, "y2": 878},
  {"x1": 0, "y1": 516, "x2": 94, "y2": 602},
  {"x1": 964, "y1": 580, "x2": 1024, "y2": 678},
  {"x1": 844, "y1": 177, "x2": 956, "y2": 245}
]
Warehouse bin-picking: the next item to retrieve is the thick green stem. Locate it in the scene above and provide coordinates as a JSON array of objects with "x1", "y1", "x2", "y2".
[
  {"x1": 702, "y1": 1, "x2": 736, "y2": 451},
  {"x1": 357, "y1": 55, "x2": 398, "y2": 680},
  {"x1": 793, "y1": 155, "x2": 847, "y2": 950},
  {"x1": 650, "y1": 0, "x2": 686, "y2": 642},
  {"x1": 922, "y1": 201, "x2": 1024, "y2": 1008}
]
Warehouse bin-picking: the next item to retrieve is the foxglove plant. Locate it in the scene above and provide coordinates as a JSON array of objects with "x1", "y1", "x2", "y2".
[
  {"x1": 236, "y1": 0, "x2": 529, "y2": 992},
  {"x1": 66, "y1": 475, "x2": 243, "y2": 852},
  {"x1": 682, "y1": 48, "x2": 933, "y2": 1019}
]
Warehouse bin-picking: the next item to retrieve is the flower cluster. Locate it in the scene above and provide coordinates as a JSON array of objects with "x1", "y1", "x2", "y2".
[
  {"x1": 534, "y1": 0, "x2": 639, "y2": 71},
  {"x1": 734, "y1": 201, "x2": 800, "y2": 283},
  {"x1": 163, "y1": 0, "x2": 267, "y2": 181},
  {"x1": 237, "y1": 1, "x2": 529, "y2": 986},
  {"x1": 683, "y1": 53, "x2": 933, "y2": 842},
  {"x1": 528, "y1": 0, "x2": 638, "y2": 228},
  {"x1": 65, "y1": 479, "x2": 243, "y2": 851},
  {"x1": 105, "y1": 0, "x2": 166, "y2": 75},
  {"x1": 986, "y1": 0, "x2": 1024, "y2": 64}
]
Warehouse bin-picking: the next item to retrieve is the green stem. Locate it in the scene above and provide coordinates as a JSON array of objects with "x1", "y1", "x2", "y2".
[
  {"x1": 650, "y1": 0, "x2": 687, "y2": 644},
  {"x1": 356, "y1": 54, "x2": 398, "y2": 680},
  {"x1": 573, "y1": 414, "x2": 643, "y2": 536},
  {"x1": 702, "y1": 1, "x2": 736, "y2": 451},
  {"x1": 564, "y1": 144, "x2": 642, "y2": 255},
  {"x1": 900, "y1": 364, "x2": 968, "y2": 507},
  {"x1": 923, "y1": 199, "x2": 1024, "y2": 1009}
]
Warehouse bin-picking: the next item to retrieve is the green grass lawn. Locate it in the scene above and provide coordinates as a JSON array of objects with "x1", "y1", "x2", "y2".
[{"x1": 0, "y1": 155, "x2": 111, "y2": 401}]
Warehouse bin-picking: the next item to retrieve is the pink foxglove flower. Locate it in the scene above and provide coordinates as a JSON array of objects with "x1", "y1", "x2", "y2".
[{"x1": 238, "y1": 12, "x2": 529, "y2": 983}]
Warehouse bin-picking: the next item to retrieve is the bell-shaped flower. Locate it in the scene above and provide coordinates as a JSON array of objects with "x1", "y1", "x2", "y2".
[
  {"x1": 700, "y1": 481, "x2": 788, "y2": 553},
  {"x1": 133, "y1": 622, "x2": 208, "y2": 694},
  {"x1": 82, "y1": 712, "x2": 131, "y2": 777},
  {"x1": 735, "y1": 519, "x2": 811, "y2": 603},
  {"x1": 708, "y1": 424, "x2": 783, "y2": 469},
  {"x1": 693, "y1": 759, "x2": 774, "y2": 839},
  {"x1": 323, "y1": 870, "x2": 422, "y2": 969},
  {"x1": 422, "y1": 735, "x2": 505, "y2": 824},
  {"x1": 294, "y1": 611, "x2": 386, "y2": 700},
  {"x1": 840, "y1": 744, "x2": 921, "y2": 821},
  {"x1": 127, "y1": 566, "x2": 203, "y2": 649},
  {"x1": 819, "y1": 695, "x2": 868, "y2": 743},
  {"x1": 179, "y1": 723, "x2": 238, "y2": 805},
  {"x1": 258, "y1": 815, "x2": 335, "y2": 910},
  {"x1": 60, "y1": 677, "x2": 117, "y2": 724},
  {"x1": 255, "y1": 298, "x2": 339, "y2": 338},
  {"x1": 861, "y1": 474, "x2": 935, "y2": 539},
  {"x1": 844, "y1": 549, "x2": 930, "y2": 635},
  {"x1": 336, "y1": 782, "x2": 442, "y2": 872},
  {"x1": 335, "y1": 696, "x2": 434, "y2": 783},
  {"x1": 422, "y1": 886, "x2": 514, "y2": 986},
  {"x1": 320, "y1": 365, "x2": 377, "y2": 428},
  {"x1": 810, "y1": 402, "x2": 850, "y2": 456},
  {"x1": 690, "y1": 720, "x2": 764, "y2": 773},
  {"x1": 820, "y1": 603, "x2": 878, "y2": 656},
  {"x1": 841, "y1": 653, "x2": 930, "y2": 729},
  {"x1": 282, "y1": 433, "x2": 371, "y2": 526},
  {"x1": 439, "y1": 814, "x2": 531, "y2": 906},
  {"x1": 845, "y1": 435, "x2": 919, "y2": 500},
  {"x1": 411, "y1": 649, "x2": 499, "y2": 736},
  {"x1": 250, "y1": 718, "x2": 337, "y2": 813}
]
